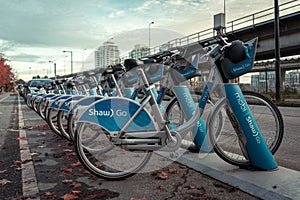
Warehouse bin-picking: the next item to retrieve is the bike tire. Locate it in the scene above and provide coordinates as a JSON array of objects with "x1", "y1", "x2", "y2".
[
  {"x1": 37, "y1": 102, "x2": 46, "y2": 120},
  {"x1": 209, "y1": 91, "x2": 284, "y2": 167},
  {"x1": 57, "y1": 110, "x2": 72, "y2": 140},
  {"x1": 74, "y1": 121, "x2": 152, "y2": 180},
  {"x1": 47, "y1": 108, "x2": 63, "y2": 137},
  {"x1": 67, "y1": 113, "x2": 75, "y2": 141}
]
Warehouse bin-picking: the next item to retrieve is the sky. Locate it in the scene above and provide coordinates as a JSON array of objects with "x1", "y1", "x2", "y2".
[{"x1": 0, "y1": 0, "x2": 297, "y2": 81}]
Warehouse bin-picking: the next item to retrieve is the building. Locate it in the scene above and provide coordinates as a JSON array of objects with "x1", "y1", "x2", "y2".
[
  {"x1": 95, "y1": 40, "x2": 120, "y2": 69},
  {"x1": 129, "y1": 44, "x2": 149, "y2": 60},
  {"x1": 251, "y1": 70, "x2": 300, "y2": 93}
]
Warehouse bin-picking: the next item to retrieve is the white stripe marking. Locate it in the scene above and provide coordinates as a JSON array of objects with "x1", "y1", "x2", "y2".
[{"x1": 18, "y1": 96, "x2": 40, "y2": 199}]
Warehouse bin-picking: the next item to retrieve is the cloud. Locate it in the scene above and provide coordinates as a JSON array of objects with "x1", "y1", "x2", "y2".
[
  {"x1": 108, "y1": 10, "x2": 125, "y2": 18},
  {"x1": 130, "y1": 0, "x2": 161, "y2": 12},
  {"x1": 9, "y1": 53, "x2": 42, "y2": 63},
  {"x1": 0, "y1": 39, "x2": 16, "y2": 52}
]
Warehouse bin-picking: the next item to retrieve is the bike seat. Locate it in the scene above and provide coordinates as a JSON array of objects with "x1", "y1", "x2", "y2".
[
  {"x1": 83, "y1": 70, "x2": 96, "y2": 77},
  {"x1": 55, "y1": 79, "x2": 65, "y2": 85},
  {"x1": 102, "y1": 64, "x2": 125, "y2": 76},
  {"x1": 66, "y1": 81, "x2": 75, "y2": 88},
  {"x1": 124, "y1": 59, "x2": 143, "y2": 71}
]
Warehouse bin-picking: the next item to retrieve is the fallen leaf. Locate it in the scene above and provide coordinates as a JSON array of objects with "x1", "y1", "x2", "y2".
[
  {"x1": 62, "y1": 179, "x2": 73, "y2": 184},
  {"x1": 70, "y1": 161, "x2": 81, "y2": 167},
  {"x1": 30, "y1": 152, "x2": 39, "y2": 156},
  {"x1": 0, "y1": 179, "x2": 12, "y2": 185},
  {"x1": 44, "y1": 191, "x2": 56, "y2": 198},
  {"x1": 0, "y1": 162, "x2": 4, "y2": 167},
  {"x1": 179, "y1": 165, "x2": 188, "y2": 169},
  {"x1": 71, "y1": 190, "x2": 82, "y2": 195},
  {"x1": 0, "y1": 170, "x2": 8, "y2": 174},
  {"x1": 22, "y1": 159, "x2": 33, "y2": 164},
  {"x1": 155, "y1": 171, "x2": 168, "y2": 180},
  {"x1": 63, "y1": 149, "x2": 73, "y2": 153},
  {"x1": 61, "y1": 190, "x2": 82, "y2": 200},
  {"x1": 16, "y1": 167, "x2": 25, "y2": 171},
  {"x1": 167, "y1": 168, "x2": 179, "y2": 174},
  {"x1": 41, "y1": 132, "x2": 47, "y2": 136},
  {"x1": 12, "y1": 160, "x2": 21, "y2": 166},
  {"x1": 188, "y1": 184, "x2": 196, "y2": 189},
  {"x1": 61, "y1": 193, "x2": 79, "y2": 200},
  {"x1": 16, "y1": 136, "x2": 27, "y2": 141},
  {"x1": 70, "y1": 182, "x2": 81, "y2": 188},
  {"x1": 63, "y1": 168, "x2": 73, "y2": 173}
]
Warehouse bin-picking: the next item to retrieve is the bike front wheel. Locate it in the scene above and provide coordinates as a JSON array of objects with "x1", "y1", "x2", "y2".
[
  {"x1": 57, "y1": 110, "x2": 71, "y2": 140},
  {"x1": 208, "y1": 91, "x2": 284, "y2": 167},
  {"x1": 74, "y1": 121, "x2": 152, "y2": 180},
  {"x1": 47, "y1": 108, "x2": 63, "y2": 137}
]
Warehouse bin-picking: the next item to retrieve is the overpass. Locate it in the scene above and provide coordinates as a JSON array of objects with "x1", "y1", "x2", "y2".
[{"x1": 154, "y1": 0, "x2": 300, "y2": 69}]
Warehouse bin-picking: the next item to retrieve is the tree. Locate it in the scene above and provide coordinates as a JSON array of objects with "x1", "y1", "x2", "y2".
[{"x1": 0, "y1": 57, "x2": 14, "y2": 92}]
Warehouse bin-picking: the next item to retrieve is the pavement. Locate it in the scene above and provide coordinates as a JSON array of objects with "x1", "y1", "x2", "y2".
[
  {"x1": 159, "y1": 148, "x2": 300, "y2": 200},
  {"x1": 1, "y1": 92, "x2": 300, "y2": 200}
]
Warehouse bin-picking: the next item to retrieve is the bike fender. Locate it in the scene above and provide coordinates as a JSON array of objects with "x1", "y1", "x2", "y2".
[
  {"x1": 49, "y1": 95, "x2": 71, "y2": 109},
  {"x1": 58, "y1": 95, "x2": 86, "y2": 112},
  {"x1": 78, "y1": 97, "x2": 156, "y2": 131},
  {"x1": 68, "y1": 96, "x2": 104, "y2": 114}
]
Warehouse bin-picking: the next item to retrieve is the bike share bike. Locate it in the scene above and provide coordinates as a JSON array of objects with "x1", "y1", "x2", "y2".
[{"x1": 73, "y1": 36, "x2": 283, "y2": 179}]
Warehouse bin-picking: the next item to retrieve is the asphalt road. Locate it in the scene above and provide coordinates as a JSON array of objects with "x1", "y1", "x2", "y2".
[{"x1": 1, "y1": 92, "x2": 299, "y2": 199}]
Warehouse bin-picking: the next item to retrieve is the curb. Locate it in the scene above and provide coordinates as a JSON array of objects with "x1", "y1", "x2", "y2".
[{"x1": 158, "y1": 151, "x2": 299, "y2": 200}]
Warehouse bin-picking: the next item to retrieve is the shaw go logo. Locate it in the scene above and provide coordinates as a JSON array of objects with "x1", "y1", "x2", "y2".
[{"x1": 89, "y1": 108, "x2": 128, "y2": 117}]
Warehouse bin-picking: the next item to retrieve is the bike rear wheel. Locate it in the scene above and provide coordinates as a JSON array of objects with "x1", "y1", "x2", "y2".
[
  {"x1": 74, "y1": 121, "x2": 152, "y2": 180},
  {"x1": 209, "y1": 91, "x2": 284, "y2": 167}
]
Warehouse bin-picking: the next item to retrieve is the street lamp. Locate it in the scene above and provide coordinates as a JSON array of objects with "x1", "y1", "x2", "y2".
[
  {"x1": 48, "y1": 60, "x2": 53, "y2": 75},
  {"x1": 149, "y1": 21, "x2": 154, "y2": 52},
  {"x1": 48, "y1": 60, "x2": 57, "y2": 79},
  {"x1": 82, "y1": 48, "x2": 86, "y2": 71},
  {"x1": 63, "y1": 50, "x2": 73, "y2": 74}
]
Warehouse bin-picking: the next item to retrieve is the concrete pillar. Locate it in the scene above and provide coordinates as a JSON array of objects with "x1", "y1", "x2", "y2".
[{"x1": 281, "y1": 68, "x2": 286, "y2": 89}]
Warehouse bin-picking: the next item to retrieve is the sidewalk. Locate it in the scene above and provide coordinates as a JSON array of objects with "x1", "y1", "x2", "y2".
[{"x1": 159, "y1": 150, "x2": 300, "y2": 200}]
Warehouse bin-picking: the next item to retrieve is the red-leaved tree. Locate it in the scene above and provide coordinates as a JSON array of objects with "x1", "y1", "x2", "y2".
[{"x1": 0, "y1": 57, "x2": 14, "y2": 92}]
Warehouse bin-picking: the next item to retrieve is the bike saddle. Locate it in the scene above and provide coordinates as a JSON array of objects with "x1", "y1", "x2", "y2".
[
  {"x1": 83, "y1": 70, "x2": 96, "y2": 77},
  {"x1": 55, "y1": 79, "x2": 65, "y2": 85},
  {"x1": 102, "y1": 64, "x2": 125, "y2": 76},
  {"x1": 75, "y1": 79, "x2": 85, "y2": 85},
  {"x1": 66, "y1": 81, "x2": 75, "y2": 88},
  {"x1": 124, "y1": 59, "x2": 144, "y2": 71}
]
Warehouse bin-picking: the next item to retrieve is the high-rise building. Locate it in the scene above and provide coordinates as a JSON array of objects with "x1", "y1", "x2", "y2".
[
  {"x1": 95, "y1": 40, "x2": 120, "y2": 69},
  {"x1": 129, "y1": 44, "x2": 149, "y2": 60}
]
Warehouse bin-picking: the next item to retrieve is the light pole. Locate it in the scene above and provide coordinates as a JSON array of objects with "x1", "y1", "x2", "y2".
[
  {"x1": 54, "y1": 63, "x2": 57, "y2": 79},
  {"x1": 48, "y1": 60, "x2": 53, "y2": 75},
  {"x1": 149, "y1": 21, "x2": 154, "y2": 52},
  {"x1": 63, "y1": 50, "x2": 73, "y2": 74},
  {"x1": 82, "y1": 48, "x2": 86, "y2": 71},
  {"x1": 48, "y1": 60, "x2": 57, "y2": 79}
]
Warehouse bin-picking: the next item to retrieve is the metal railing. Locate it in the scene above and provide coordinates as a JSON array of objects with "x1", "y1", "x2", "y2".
[
  {"x1": 150, "y1": 0, "x2": 299, "y2": 55},
  {"x1": 226, "y1": 0, "x2": 299, "y2": 32}
]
